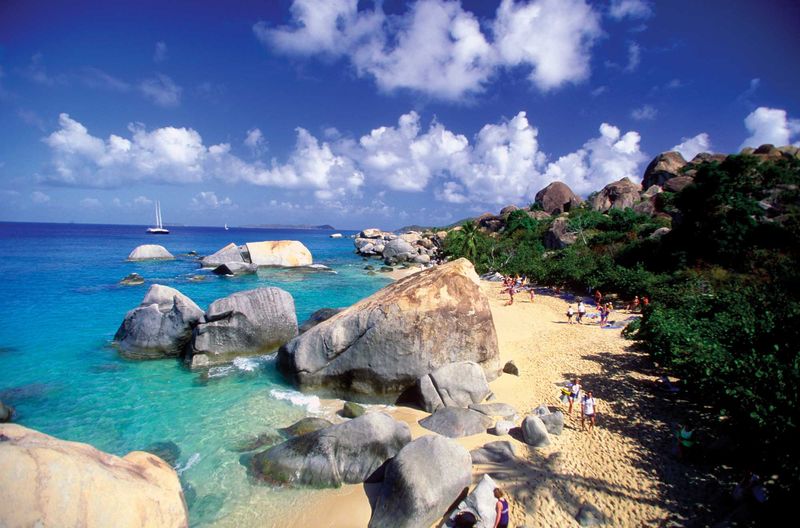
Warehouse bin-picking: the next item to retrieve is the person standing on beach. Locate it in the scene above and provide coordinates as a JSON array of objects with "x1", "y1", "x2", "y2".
[
  {"x1": 581, "y1": 390, "x2": 597, "y2": 431},
  {"x1": 566, "y1": 305, "x2": 575, "y2": 324},
  {"x1": 594, "y1": 289, "x2": 602, "y2": 306},
  {"x1": 577, "y1": 300, "x2": 586, "y2": 324},
  {"x1": 568, "y1": 378, "x2": 581, "y2": 414},
  {"x1": 493, "y1": 488, "x2": 509, "y2": 528}
]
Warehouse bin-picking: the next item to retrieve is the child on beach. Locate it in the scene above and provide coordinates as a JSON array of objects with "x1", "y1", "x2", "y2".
[
  {"x1": 581, "y1": 390, "x2": 597, "y2": 431},
  {"x1": 567, "y1": 378, "x2": 581, "y2": 414},
  {"x1": 577, "y1": 301, "x2": 586, "y2": 324},
  {"x1": 566, "y1": 305, "x2": 575, "y2": 324}
]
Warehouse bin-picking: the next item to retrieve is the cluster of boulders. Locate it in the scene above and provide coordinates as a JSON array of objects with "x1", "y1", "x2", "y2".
[
  {"x1": 0, "y1": 423, "x2": 187, "y2": 527},
  {"x1": 200, "y1": 240, "x2": 313, "y2": 275},
  {"x1": 278, "y1": 258, "x2": 500, "y2": 398},
  {"x1": 114, "y1": 284, "x2": 298, "y2": 368},
  {"x1": 353, "y1": 228, "x2": 444, "y2": 266},
  {"x1": 447, "y1": 144, "x2": 800, "y2": 251}
]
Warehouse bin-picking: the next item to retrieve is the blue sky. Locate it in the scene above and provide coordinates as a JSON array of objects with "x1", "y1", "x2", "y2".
[{"x1": 1, "y1": 0, "x2": 798, "y2": 229}]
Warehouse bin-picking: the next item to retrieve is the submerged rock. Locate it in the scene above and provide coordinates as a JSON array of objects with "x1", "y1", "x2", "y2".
[
  {"x1": 278, "y1": 259, "x2": 500, "y2": 399},
  {"x1": 0, "y1": 400, "x2": 13, "y2": 422},
  {"x1": 278, "y1": 417, "x2": 333, "y2": 438},
  {"x1": 127, "y1": 244, "x2": 174, "y2": 261},
  {"x1": 189, "y1": 287, "x2": 297, "y2": 367},
  {"x1": 119, "y1": 273, "x2": 145, "y2": 286},
  {"x1": 369, "y1": 435, "x2": 472, "y2": 528},
  {"x1": 252, "y1": 413, "x2": 411, "y2": 487},
  {"x1": 0, "y1": 424, "x2": 187, "y2": 527},
  {"x1": 115, "y1": 284, "x2": 204, "y2": 360},
  {"x1": 231, "y1": 432, "x2": 283, "y2": 453},
  {"x1": 144, "y1": 440, "x2": 181, "y2": 467}
]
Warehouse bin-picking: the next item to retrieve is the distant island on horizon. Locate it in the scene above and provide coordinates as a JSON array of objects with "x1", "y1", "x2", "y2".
[{"x1": 239, "y1": 223, "x2": 336, "y2": 230}]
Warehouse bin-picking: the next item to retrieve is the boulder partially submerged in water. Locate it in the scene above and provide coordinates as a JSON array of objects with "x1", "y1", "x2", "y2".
[
  {"x1": 0, "y1": 400, "x2": 13, "y2": 422},
  {"x1": 127, "y1": 244, "x2": 174, "y2": 261},
  {"x1": 115, "y1": 284, "x2": 204, "y2": 359},
  {"x1": 369, "y1": 435, "x2": 472, "y2": 528},
  {"x1": 0, "y1": 423, "x2": 188, "y2": 528},
  {"x1": 277, "y1": 258, "x2": 500, "y2": 399},
  {"x1": 252, "y1": 413, "x2": 411, "y2": 487},
  {"x1": 200, "y1": 240, "x2": 313, "y2": 268},
  {"x1": 246, "y1": 241, "x2": 312, "y2": 267},
  {"x1": 188, "y1": 287, "x2": 297, "y2": 368}
]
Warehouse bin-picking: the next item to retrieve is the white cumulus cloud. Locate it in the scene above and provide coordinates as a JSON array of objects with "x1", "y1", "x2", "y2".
[
  {"x1": 544, "y1": 123, "x2": 646, "y2": 195},
  {"x1": 191, "y1": 191, "x2": 233, "y2": 209},
  {"x1": 256, "y1": 0, "x2": 602, "y2": 100},
  {"x1": 244, "y1": 128, "x2": 266, "y2": 156},
  {"x1": 672, "y1": 133, "x2": 711, "y2": 161},
  {"x1": 80, "y1": 197, "x2": 101, "y2": 208},
  {"x1": 740, "y1": 107, "x2": 800, "y2": 149},
  {"x1": 154, "y1": 41, "x2": 168, "y2": 63}
]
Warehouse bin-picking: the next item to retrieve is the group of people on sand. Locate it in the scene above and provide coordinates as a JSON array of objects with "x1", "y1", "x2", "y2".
[
  {"x1": 561, "y1": 377, "x2": 598, "y2": 432},
  {"x1": 626, "y1": 294, "x2": 650, "y2": 312},
  {"x1": 565, "y1": 299, "x2": 614, "y2": 327},
  {"x1": 501, "y1": 275, "x2": 535, "y2": 305}
]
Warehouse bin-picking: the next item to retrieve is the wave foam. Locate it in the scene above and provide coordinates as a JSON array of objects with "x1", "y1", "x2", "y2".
[
  {"x1": 207, "y1": 354, "x2": 275, "y2": 378},
  {"x1": 176, "y1": 452, "x2": 201, "y2": 475},
  {"x1": 269, "y1": 389, "x2": 321, "y2": 414}
]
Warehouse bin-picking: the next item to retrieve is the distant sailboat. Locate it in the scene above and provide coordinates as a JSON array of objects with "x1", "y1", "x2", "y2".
[
  {"x1": 146, "y1": 201, "x2": 170, "y2": 234},
  {"x1": 224, "y1": 223, "x2": 229, "y2": 231}
]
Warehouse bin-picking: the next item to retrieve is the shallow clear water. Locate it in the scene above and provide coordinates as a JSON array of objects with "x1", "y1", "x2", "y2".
[{"x1": 0, "y1": 222, "x2": 389, "y2": 526}]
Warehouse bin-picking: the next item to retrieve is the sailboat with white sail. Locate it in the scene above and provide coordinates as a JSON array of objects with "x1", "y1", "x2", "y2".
[{"x1": 146, "y1": 201, "x2": 169, "y2": 234}]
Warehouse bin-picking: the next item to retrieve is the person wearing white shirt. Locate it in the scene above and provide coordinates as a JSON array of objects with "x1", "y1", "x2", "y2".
[{"x1": 581, "y1": 390, "x2": 597, "y2": 431}]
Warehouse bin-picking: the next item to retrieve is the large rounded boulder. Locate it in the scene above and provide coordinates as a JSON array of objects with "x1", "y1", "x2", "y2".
[
  {"x1": 189, "y1": 287, "x2": 297, "y2": 367},
  {"x1": 245, "y1": 240, "x2": 312, "y2": 267},
  {"x1": 252, "y1": 413, "x2": 411, "y2": 487},
  {"x1": 642, "y1": 151, "x2": 687, "y2": 189},
  {"x1": 534, "y1": 182, "x2": 583, "y2": 214},
  {"x1": 277, "y1": 258, "x2": 500, "y2": 399},
  {"x1": 114, "y1": 284, "x2": 204, "y2": 360},
  {"x1": 127, "y1": 244, "x2": 174, "y2": 261},
  {"x1": 0, "y1": 424, "x2": 187, "y2": 528},
  {"x1": 589, "y1": 177, "x2": 642, "y2": 212},
  {"x1": 369, "y1": 435, "x2": 472, "y2": 528}
]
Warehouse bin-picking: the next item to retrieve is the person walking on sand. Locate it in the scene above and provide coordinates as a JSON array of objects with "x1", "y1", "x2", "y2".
[
  {"x1": 577, "y1": 300, "x2": 586, "y2": 324},
  {"x1": 566, "y1": 305, "x2": 575, "y2": 324},
  {"x1": 594, "y1": 289, "x2": 602, "y2": 306},
  {"x1": 567, "y1": 377, "x2": 581, "y2": 414},
  {"x1": 581, "y1": 390, "x2": 596, "y2": 431},
  {"x1": 493, "y1": 488, "x2": 509, "y2": 528}
]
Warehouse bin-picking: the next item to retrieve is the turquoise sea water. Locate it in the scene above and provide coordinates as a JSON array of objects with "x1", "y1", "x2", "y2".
[{"x1": 0, "y1": 222, "x2": 390, "y2": 526}]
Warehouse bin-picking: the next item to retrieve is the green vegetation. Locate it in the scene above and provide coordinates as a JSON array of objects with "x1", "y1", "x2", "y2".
[{"x1": 444, "y1": 155, "x2": 800, "y2": 501}]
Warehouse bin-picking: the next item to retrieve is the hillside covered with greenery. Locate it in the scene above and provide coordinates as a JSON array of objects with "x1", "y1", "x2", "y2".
[{"x1": 444, "y1": 153, "x2": 800, "y2": 507}]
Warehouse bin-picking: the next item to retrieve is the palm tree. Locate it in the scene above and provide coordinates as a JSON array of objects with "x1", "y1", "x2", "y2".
[{"x1": 451, "y1": 220, "x2": 479, "y2": 263}]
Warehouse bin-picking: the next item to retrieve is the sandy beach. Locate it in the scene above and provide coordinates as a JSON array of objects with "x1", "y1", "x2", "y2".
[{"x1": 222, "y1": 280, "x2": 718, "y2": 528}]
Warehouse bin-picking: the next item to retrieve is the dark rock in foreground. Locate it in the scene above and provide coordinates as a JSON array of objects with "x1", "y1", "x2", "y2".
[
  {"x1": 114, "y1": 284, "x2": 204, "y2": 360},
  {"x1": 278, "y1": 417, "x2": 333, "y2": 438},
  {"x1": 369, "y1": 435, "x2": 471, "y2": 528},
  {"x1": 252, "y1": 413, "x2": 411, "y2": 487},
  {"x1": 0, "y1": 400, "x2": 13, "y2": 422},
  {"x1": 298, "y1": 308, "x2": 343, "y2": 334}
]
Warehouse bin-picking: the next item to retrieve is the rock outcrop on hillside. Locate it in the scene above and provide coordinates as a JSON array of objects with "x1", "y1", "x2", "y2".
[
  {"x1": 0, "y1": 424, "x2": 188, "y2": 528},
  {"x1": 590, "y1": 177, "x2": 642, "y2": 212},
  {"x1": 277, "y1": 258, "x2": 500, "y2": 399},
  {"x1": 200, "y1": 240, "x2": 312, "y2": 269},
  {"x1": 128, "y1": 244, "x2": 174, "y2": 261},
  {"x1": 114, "y1": 284, "x2": 204, "y2": 359},
  {"x1": 188, "y1": 287, "x2": 297, "y2": 368},
  {"x1": 642, "y1": 151, "x2": 688, "y2": 189},
  {"x1": 535, "y1": 182, "x2": 583, "y2": 214}
]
